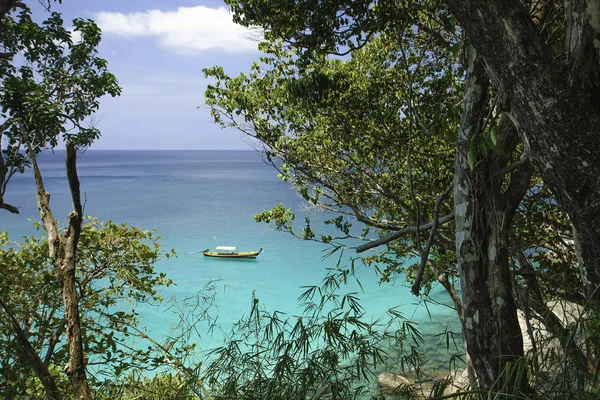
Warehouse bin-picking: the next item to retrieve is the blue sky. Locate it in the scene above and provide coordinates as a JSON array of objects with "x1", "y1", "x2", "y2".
[{"x1": 32, "y1": 0, "x2": 263, "y2": 150}]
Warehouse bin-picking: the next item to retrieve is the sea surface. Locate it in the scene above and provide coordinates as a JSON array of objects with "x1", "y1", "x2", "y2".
[{"x1": 1, "y1": 150, "x2": 459, "y2": 366}]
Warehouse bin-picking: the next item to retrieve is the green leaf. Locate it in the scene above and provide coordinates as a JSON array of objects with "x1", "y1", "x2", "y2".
[
  {"x1": 467, "y1": 138, "x2": 476, "y2": 170},
  {"x1": 450, "y1": 40, "x2": 464, "y2": 57},
  {"x1": 490, "y1": 124, "x2": 498, "y2": 146}
]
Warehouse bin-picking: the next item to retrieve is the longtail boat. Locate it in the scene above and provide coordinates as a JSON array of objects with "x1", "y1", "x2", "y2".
[{"x1": 203, "y1": 246, "x2": 263, "y2": 259}]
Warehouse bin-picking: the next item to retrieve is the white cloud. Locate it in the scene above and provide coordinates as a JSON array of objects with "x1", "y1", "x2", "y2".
[
  {"x1": 69, "y1": 29, "x2": 82, "y2": 44},
  {"x1": 95, "y1": 6, "x2": 261, "y2": 54}
]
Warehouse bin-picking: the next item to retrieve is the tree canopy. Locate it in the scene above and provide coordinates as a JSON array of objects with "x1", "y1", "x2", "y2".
[
  {"x1": 0, "y1": 6, "x2": 120, "y2": 214},
  {"x1": 205, "y1": 0, "x2": 600, "y2": 395},
  {"x1": 0, "y1": 220, "x2": 174, "y2": 397}
]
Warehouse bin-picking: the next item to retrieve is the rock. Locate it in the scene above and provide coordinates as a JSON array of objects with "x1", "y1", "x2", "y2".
[
  {"x1": 442, "y1": 368, "x2": 470, "y2": 398},
  {"x1": 376, "y1": 372, "x2": 411, "y2": 393},
  {"x1": 518, "y1": 299, "x2": 586, "y2": 355}
]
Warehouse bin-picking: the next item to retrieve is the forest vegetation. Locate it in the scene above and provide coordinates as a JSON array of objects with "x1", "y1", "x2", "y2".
[{"x1": 1, "y1": 0, "x2": 600, "y2": 399}]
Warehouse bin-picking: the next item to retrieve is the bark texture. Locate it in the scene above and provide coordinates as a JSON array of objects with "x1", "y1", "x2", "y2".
[
  {"x1": 31, "y1": 141, "x2": 91, "y2": 399},
  {"x1": 454, "y1": 46, "x2": 533, "y2": 392},
  {"x1": 446, "y1": 0, "x2": 600, "y2": 303}
]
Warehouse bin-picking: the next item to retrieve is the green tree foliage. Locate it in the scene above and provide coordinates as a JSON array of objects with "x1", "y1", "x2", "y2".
[
  {"x1": 0, "y1": 6, "x2": 122, "y2": 397},
  {"x1": 204, "y1": 0, "x2": 600, "y2": 396},
  {"x1": 205, "y1": 31, "x2": 460, "y2": 294},
  {"x1": 0, "y1": 6, "x2": 120, "y2": 213},
  {"x1": 0, "y1": 220, "x2": 175, "y2": 397}
]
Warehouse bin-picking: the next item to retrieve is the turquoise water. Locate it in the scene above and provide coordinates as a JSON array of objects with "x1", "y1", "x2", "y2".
[{"x1": 2, "y1": 150, "x2": 458, "y2": 356}]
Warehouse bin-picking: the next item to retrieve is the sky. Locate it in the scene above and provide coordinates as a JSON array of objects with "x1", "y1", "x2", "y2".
[{"x1": 30, "y1": 0, "x2": 264, "y2": 150}]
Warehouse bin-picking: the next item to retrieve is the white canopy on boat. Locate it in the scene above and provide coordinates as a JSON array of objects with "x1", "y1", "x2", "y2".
[{"x1": 216, "y1": 246, "x2": 237, "y2": 251}]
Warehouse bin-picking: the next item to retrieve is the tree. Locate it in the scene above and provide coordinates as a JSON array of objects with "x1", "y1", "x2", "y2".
[
  {"x1": 0, "y1": 6, "x2": 120, "y2": 398},
  {"x1": 205, "y1": 0, "x2": 598, "y2": 394},
  {"x1": 445, "y1": 0, "x2": 600, "y2": 303},
  {"x1": 0, "y1": 220, "x2": 174, "y2": 398},
  {"x1": 205, "y1": 30, "x2": 532, "y2": 393}
]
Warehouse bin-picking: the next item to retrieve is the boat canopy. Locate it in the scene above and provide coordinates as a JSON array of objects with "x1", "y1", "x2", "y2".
[{"x1": 216, "y1": 246, "x2": 237, "y2": 251}]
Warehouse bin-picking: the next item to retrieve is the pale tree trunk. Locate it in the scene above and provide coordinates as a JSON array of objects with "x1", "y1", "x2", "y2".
[
  {"x1": 30, "y1": 141, "x2": 91, "y2": 399},
  {"x1": 446, "y1": 0, "x2": 600, "y2": 304},
  {"x1": 454, "y1": 46, "x2": 533, "y2": 392}
]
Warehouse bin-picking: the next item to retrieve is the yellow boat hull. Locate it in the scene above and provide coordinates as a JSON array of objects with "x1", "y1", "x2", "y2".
[{"x1": 203, "y1": 248, "x2": 262, "y2": 259}]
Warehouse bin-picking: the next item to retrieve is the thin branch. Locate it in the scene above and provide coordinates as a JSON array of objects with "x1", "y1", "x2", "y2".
[
  {"x1": 411, "y1": 182, "x2": 453, "y2": 295},
  {"x1": 331, "y1": 32, "x2": 374, "y2": 56},
  {"x1": 438, "y1": 273, "x2": 464, "y2": 322},
  {"x1": 0, "y1": 298, "x2": 62, "y2": 399},
  {"x1": 356, "y1": 211, "x2": 455, "y2": 253},
  {"x1": 0, "y1": 201, "x2": 19, "y2": 213},
  {"x1": 502, "y1": 150, "x2": 530, "y2": 176},
  {"x1": 43, "y1": 317, "x2": 67, "y2": 365}
]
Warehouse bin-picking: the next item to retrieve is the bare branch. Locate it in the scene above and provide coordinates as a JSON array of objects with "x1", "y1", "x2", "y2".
[
  {"x1": 502, "y1": 150, "x2": 530, "y2": 176},
  {"x1": 0, "y1": 200, "x2": 19, "y2": 213},
  {"x1": 64, "y1": 141, "x2": 83, "y2": 267},
  {"x1": 437, "y1": 273, "x2": 464, "y2": 322},
  {"x1": 356, "y1": 211, "x2": 455, "y2": 253},
  {"x1": 412, "y1": 183, "x2": 454, "y2": 295},
  {"x1": 23, "y1": 132, "x2": 61, "y2": 261}
]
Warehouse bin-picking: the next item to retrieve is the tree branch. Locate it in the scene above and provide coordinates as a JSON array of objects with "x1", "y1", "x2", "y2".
[
  {"x1": 512, "y1": 243, "x2": 594, "y2": 376},
  {"x1": 438, "y1": 273, "x2": 464, "y2": 322},
  {"x1": 411, "y1": 183, "x2": 453, "y2": 295},
  {"x1": 64, "y1": 141, "x2": 83, "y2": 270},
  {"x1": 0, "y1": 298, "x2": 62, "y2": 399},
  {"x1": 0, "y1": 200, "x2": 19, "y2": 213},
  {"x1": 356, "y1": 211, "x2": 455, "y2": 253},
  {"x1": 44, "y1": 317, "x2": 67, "y2": 365},
  {"x1": 502, "y1": 150, "x2": 530, "y2": 176},
  {"x1": 23, "y1": 133, "x2": 61, "y2": 261}
]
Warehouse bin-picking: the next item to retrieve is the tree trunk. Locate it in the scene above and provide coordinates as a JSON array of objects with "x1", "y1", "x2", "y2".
[
  {"x1": 446, "y1": 0, "x2": 600, "y2": 303},
  {"x1": 59, "y1": 143, "x2": 90, "y2": 399},
  {"x1": 454, "y1": 45, "x2": 531, "y2": 392},
  {"x1": 59, "y1": 268, "x2": 90, "y2": 399},
  {"x1": 30, "y1": 141, "x2": 91, "y2": 399}
]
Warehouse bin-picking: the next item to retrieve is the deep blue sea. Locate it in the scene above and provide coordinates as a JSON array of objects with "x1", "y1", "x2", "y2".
[{"x1": 2, "y1": 150, "x2": 458, "y2": 357}]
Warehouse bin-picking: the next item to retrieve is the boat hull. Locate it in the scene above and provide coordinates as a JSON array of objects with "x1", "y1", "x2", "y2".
[{"x1": 203, "y1": 248, "x2": 262, "y2": 259}]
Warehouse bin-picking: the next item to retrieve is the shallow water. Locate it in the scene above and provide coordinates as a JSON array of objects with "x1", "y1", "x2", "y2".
[{"x1": 2, "y1": 150, "x2": 461, "y2": 368}]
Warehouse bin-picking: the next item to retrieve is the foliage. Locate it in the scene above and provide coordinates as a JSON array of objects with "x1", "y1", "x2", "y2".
[
  {"x1": 0, "y1": 6, "x2": 120, "y2": 212},
  {"x1": 1, "y1": 0, "x2": 597, "y2": 397},
  {"x1": 0, "y1": 219, "x2": 175, "y2": 396},
  {"x1": 204, "y1": 0, "x2": 600, "y2": 396},
  {"x1": 205, "y1": 31, "x2": 459, "y2": 295},
  {"x1": 195, "y1": 255, "x2": 437, "y2": 400},
  {"x1": 96, "y1": 373, "x2": 199, "y2": 400}
]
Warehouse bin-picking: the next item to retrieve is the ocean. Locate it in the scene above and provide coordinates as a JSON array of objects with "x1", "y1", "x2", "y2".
[{"x1": 2, "y1": 150, "x2": 459, "y2": 367}]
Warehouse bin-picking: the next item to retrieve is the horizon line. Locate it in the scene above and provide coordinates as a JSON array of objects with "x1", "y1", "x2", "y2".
[{"x1": 52, "y1": 148, "x2": 264, "y2": 152}]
